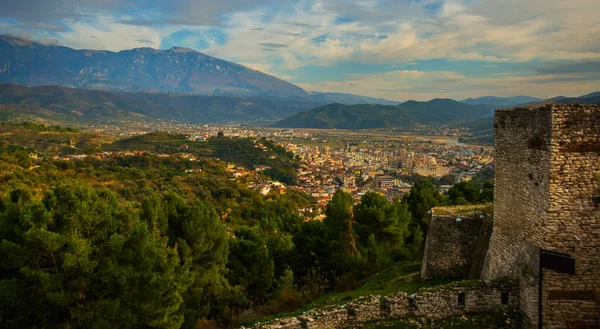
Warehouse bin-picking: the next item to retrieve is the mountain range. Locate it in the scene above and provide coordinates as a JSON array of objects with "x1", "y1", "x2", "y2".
[
  {"x1": 0, "y1": 35, "x2": 311, "y2": 99},
  {"x1": 273, "y1": 99, "x2": 495, "y2": 129},
  {"x1": 460, "y1": 95, "x2": 542, "y2": 107},
  {"x1": 1, "y1": 35, "x2": 598, "y2": 127},
  {"x1": 0, "y1": 35, "x2": 403, "y2": 105},
  {"x1": 0, "y1": 83, "x2": 320, "y2": 123}
]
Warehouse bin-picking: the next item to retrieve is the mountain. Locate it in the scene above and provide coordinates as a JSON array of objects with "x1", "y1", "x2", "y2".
[
  {"x1": 273, "y1": 99, "x2": 494, "y2": 129},
  {"x1": 456, "y1": 93, "x2": 600, "y2": 146},
  {"x1": 456, "y1": 117, "x2": 494, "y2": 145},
  {"x1": 0, "y1": 83, "x2": 320, "y2": 123},
  {"x1": 0, "y1": 35, "x2": 310, "y2": 99},
  {"x1": 520, "y1": 92, "x2": 600, "y2": 106},
  {"x1": 460, "y1": 96, "x2": 541, "y2": 107},
  {"x1": 552, "y1": 95, "x2": 600, "y2": 105},
  {"x1": 579, "y1": 92, "x2": 600, "y2": 99},
  {"x1": 309, "y1": 92, "x2": 400, "y2": 105}
]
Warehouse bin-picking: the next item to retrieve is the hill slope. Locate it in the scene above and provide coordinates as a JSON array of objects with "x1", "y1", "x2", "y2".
[
  {"x1": 0, "y1": 35, "x2": 309, "y2": 99},
  {"x1": 460, "y1": 95, "x2": 541, "y2": 107},
  {"x1": 0, "y1": 83, "x2": 320, "y2": 123},
  {"x1": 309, "y1": 92, "x2": 400, "y2": 105},
  {"x1": 273, "y1": 99, "x2": 494, "y2": 129}
]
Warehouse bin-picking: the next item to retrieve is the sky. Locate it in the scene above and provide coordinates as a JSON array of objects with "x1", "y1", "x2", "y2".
[{"x1": 1, "y1": 0, "x2": 599, "y2": 101}]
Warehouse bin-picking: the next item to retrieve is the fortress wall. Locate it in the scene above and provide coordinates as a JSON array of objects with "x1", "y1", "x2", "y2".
[
  {"x1": 245, "y1": 281, "x2": 518, "y2": 329},
  {"x1": 540, "y1": 105, "x2": 600, "y2": 328},
  {"x1": 482, "y1": 104, "x2": 600, "y2": 328},
  {"x1": 482, "y1": 106, "x2": 553, "y2": 281},
  {"x1": 420, "y1": 205, "x2": 493, "y2": 280}
]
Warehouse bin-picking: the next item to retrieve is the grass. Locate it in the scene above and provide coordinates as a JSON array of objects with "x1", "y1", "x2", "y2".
[
  {"x1": 363, "y1": 311, "x2": 522, "y2": 329},
  {"x1": 241, "y1": 261, "x2": 455, "y2": 327},
  {"x1": 432, "y1": 204, "x2": 493, "y2": 217}
]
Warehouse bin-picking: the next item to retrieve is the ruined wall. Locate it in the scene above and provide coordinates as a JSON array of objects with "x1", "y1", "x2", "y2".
[
  {"x1": 421, "y1": 205, "x2": 493, "y2": 280},
  {"x1": 245, "y1": 281, "x2": 518, "y2": 329},
  {"x1": 482, "y1": 104, "x2": 600, "y2": 328}
]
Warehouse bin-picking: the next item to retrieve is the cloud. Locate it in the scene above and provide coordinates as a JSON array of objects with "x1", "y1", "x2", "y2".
[
  {"x1": 0, "y1": 0, "x2": 599, "y2": 99},
  {"x1": 0, "y1": 0, "x2": 122, "y2": 22},
  {"x1": 259, "y1": 42, "x2": 288, "y2": 49},
  {"x1": 533, "y1": 61, "x2": 600, "y2": 75},
  {"x1": 136, "y1": 38, "x2": 154, "y2": 44},
  {"x1": 57, "y1": 15, "x2": 163, "y2": 51},
  {"x1": 298, "y1": 68, "x2": 600, "y2": 101}
]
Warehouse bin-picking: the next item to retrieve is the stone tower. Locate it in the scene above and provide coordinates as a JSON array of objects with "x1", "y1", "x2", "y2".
[{"x1": 482, "y1": 104, "x2": 600, "y2": 328}]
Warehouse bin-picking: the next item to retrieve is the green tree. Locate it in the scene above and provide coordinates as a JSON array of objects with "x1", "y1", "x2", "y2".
[
  {"x1": 447, "y1": 181, "x2": 480, "y2": 205},
  {"x1": 405, "y1": 180, "x2": 447, "y2": 228},
  {"x1": 226, "y1": 226, "x2": 274, "y2": 303},
  {"x1": 353, "y1": 192, "x2": 411, "y2": 251},
  {"x1": 324, "y1": 190, "x2": 360, "y2": 257},
  {"x1": 0, "y1": 183, "x2": 189, "y2": 329},
  {"x1": 290, "y1": 220, "x2": 330, "y2": 280},
  {"x1": 141, "y1": 193, "x2": 231, "y2": 328}
]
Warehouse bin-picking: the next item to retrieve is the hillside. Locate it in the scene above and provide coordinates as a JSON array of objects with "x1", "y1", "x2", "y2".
[
  {"x1": 106, "y1": 133, "x2": 300, "y2": 184},
  {"x1": 457, "y1": 94, "x2": 600, "y2": 146},
  {"x1": 0, "y1": 35, "x2": 309, "y2": 99},
  {"x1": 0, "y1": 83, "x2": 320, "y2": 123},
  {"x1": 309, "y1": 92, "x2": 400, "y2": 105},
  {"x1": 273, "y1": 99, "x2": 494, "y2": 129},
  {"x1": 457, "y1": 117, "x2": 494, "y2": 145},
  {"x1": 460, "y1": 95, "x2": 541, "y2": 107},
  {"x1": 0, "y1": 122, "x2": 114, "y2": 155}
]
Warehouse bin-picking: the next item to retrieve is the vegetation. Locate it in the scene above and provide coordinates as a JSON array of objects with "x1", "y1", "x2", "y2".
[
  {"x1": 0, "y1": 123, "x2": 497, "y2": 328},
  {"x1": 0, "y1": 123, "x2": 113, "y2": 156},
  {"x1": 0, "y1": 82, "x2": 318, "y2": 124},
  {"x1": 0, "y1": 140, "x2": 423, "y2": 328},
  {"x1": 457, "y1": 117, "x2": 494, "y2": 146},
  {"x1": 107, "y1": 132, "x2": 300, "y2": 184},
  {"x1": 273, "y1": 99, "x2": 494, "y2": 129},
  {"x1": 11, "y1": 121, "x2": 80, "y2": 132}
]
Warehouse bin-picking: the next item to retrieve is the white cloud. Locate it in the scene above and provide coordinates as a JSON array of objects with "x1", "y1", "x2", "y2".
[
  {"x1": 2, "y1": 0, "x2": 599, "y2": 99},
  {"x1": 57, "y1": 16, "x2": 163, "y2": 51},
  {"x1": 298, "y1": 69, "x2": 600, "y2": 101}
]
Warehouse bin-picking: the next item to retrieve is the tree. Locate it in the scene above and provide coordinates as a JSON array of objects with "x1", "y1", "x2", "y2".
[
  {"x1": 0, "y1": 183, "x2": 190, "y2": 329},
  {"x1": 290, "y1": 220, "x2": 331, "y2": 280},
  {"x1": 447, "y1": 181, "x2": 480, "y2": 205},
  {"x1": 226, "y1": 226, "x2": 274, "y2": 303},
  {"x1": 353, "y1": 192, "x2": 411, "y2": 250},
  {"x1": 141, "y1": 193, "x2": 231, "y2": 328},
  {"x1": 324, "y1": 190, "x2": 360, "y2": 257},
  {"x1": 405, "y1": 180, "x2": 447, "y2": 228}
]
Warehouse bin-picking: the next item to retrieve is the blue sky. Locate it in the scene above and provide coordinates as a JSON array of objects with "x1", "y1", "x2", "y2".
[{"x1": 1, "y1": 0, "x2": 599, "y2": 101}]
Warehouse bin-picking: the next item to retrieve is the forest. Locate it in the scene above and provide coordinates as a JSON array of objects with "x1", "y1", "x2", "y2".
[{"x1": 0, "y1": 127, "x2": 492, "y2": 329}]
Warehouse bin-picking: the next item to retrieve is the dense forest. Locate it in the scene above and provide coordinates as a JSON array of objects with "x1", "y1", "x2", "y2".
[{"x1": 0, "y1": 125, "x2": 493, "y2": 329}]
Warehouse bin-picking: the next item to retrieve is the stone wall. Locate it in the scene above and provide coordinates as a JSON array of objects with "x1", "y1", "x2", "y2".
[
  {"x1": 542, "y1": 105, "x2": 600, "y2": 328},
  {"x1": 244, "y1": 280, "x2": 518, "y2": 329},
  {"x1": 421, "y1": 205, "x2": 493, "y2": 280},
  {"x1": 482, "y1": 106, "x2": 553, "y2": 281},
  {"x1": 482, "y1": 104, "x2": 600, "y2": 328}
]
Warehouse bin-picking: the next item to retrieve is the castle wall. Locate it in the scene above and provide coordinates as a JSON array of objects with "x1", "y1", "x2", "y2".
[
  {"x1": 421, "y1": 205, "x2": 493, "y2": 280},
  {"x1": 482, "y1": 104, "x2": 600, "y2": 328},
  {"x1": 541, "y1": 105, "x2": 600, "y2": 328},
  {"x1": 482, "y1": 106, "x2": 553, "y2": 281},
  {"x1": 246, "y1": 281, "x2": 518, "y2": 329}
]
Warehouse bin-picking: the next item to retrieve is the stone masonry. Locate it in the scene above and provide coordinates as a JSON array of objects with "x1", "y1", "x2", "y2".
[
  {"x1": 421, "y1": 204, "x2": 493, "y2": 280},
  {"x1": 482, "y1": 104, "x2": 600, "y2": 328},
  {"x1": 245, "y1": 280, "x2": 518, "y2": 329}
]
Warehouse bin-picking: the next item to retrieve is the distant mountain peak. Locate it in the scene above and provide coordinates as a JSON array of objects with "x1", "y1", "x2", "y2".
[
  {"x1": 168, "y1": 46, "x2": 197, "y2": 53},
  {"x1": 0, "y1": 34, "x2": 309, "y2": 98}
]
